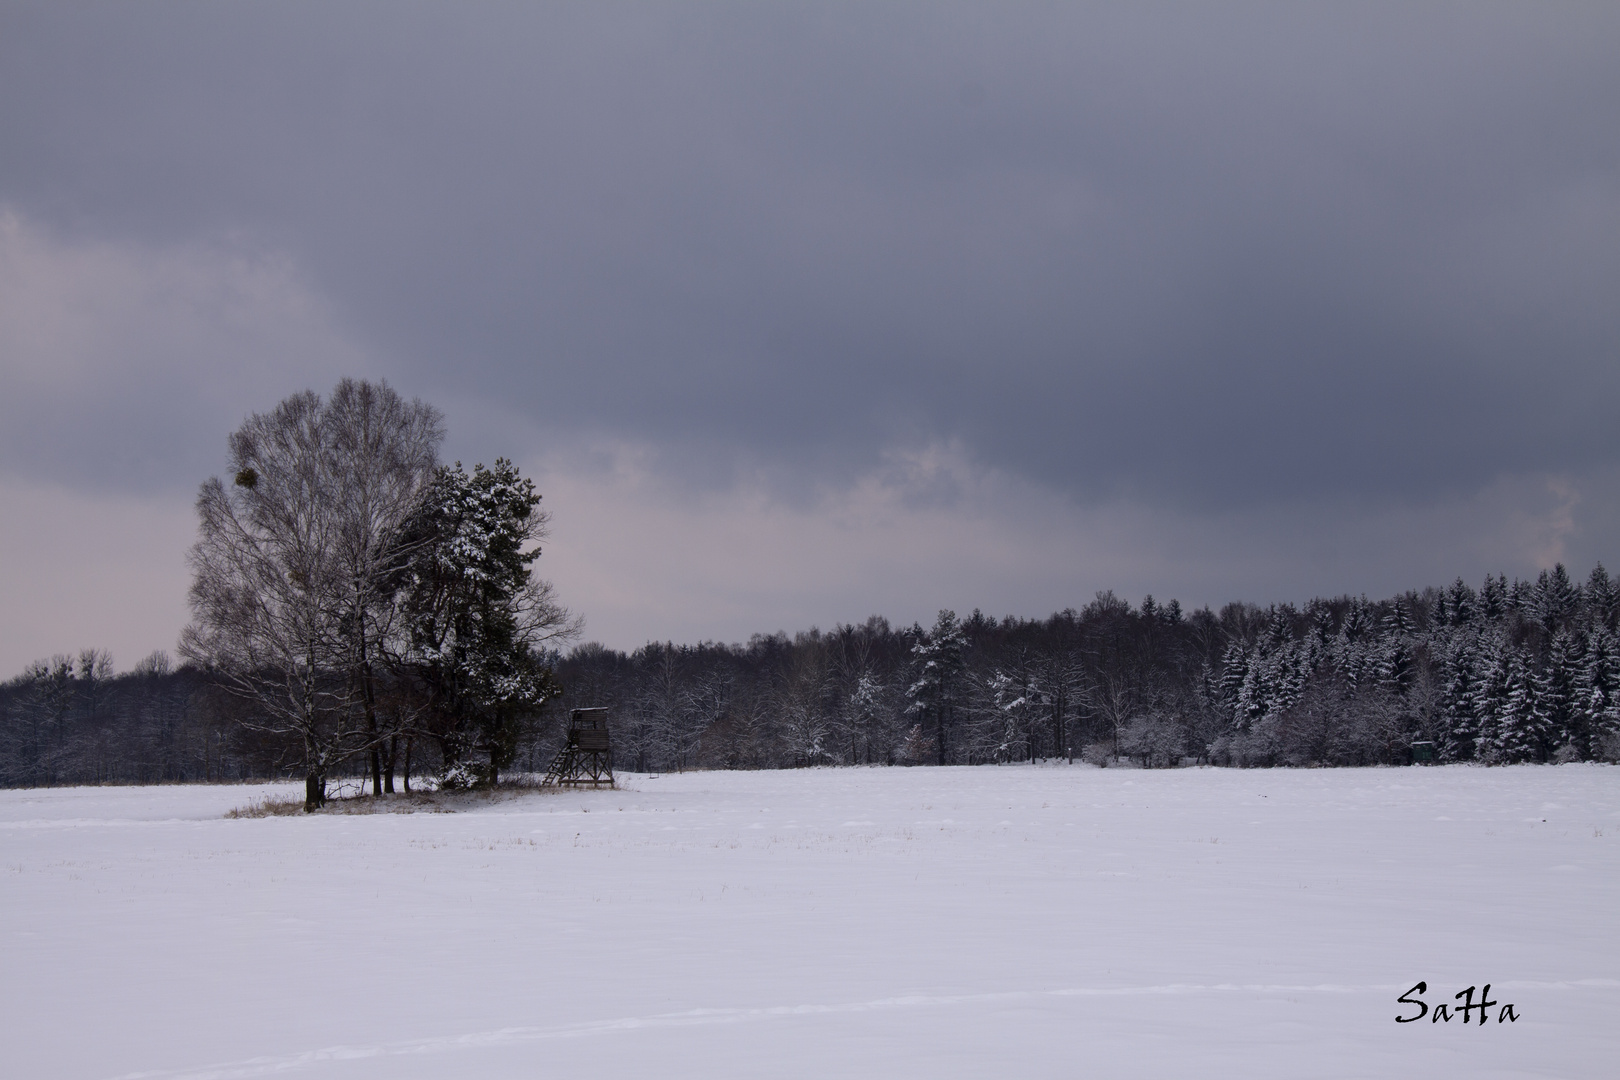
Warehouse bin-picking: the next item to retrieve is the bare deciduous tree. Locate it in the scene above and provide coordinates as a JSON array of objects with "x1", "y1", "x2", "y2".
[
  {"x1": 180, "y1": 381, "x2": 442, "y2": 810},
  {"x1": 325, "y1": 379, "x2": 444, "y2": 794}
]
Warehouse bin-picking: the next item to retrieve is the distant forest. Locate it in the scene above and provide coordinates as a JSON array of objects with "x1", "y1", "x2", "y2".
[{"x1": 5, "y1": 563, "x2": 1618, "y2": 789}]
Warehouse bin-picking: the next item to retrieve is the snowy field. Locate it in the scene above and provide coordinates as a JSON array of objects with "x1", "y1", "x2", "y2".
[{"x1": 3, "y1": 765, "x2": 1617, "y2": 1079}]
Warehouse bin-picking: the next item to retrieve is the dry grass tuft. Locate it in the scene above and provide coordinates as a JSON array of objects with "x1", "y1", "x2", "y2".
[
  {"x1": 223, "y1": 774, "x2": 609, "y2": 818},
  {"x1": 225, "y1": 795, "x2": 305, "y2": 818}
]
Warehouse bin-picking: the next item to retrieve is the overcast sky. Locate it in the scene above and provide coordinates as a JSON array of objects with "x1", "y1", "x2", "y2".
[{"x1": 3, "y1": 2, "x2": 1618, "y2": 674}]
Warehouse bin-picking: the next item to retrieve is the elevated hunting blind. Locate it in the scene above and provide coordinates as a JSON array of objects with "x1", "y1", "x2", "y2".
[{"x1": 541, "y1": 707, "x2": 614, "y2": 788}]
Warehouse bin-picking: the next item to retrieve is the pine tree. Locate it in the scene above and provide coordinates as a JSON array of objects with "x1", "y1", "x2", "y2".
[
  {"x1": 1375, "y1": 635, "x2": 1413, "y2": 697},
  {"x1": 1489, "y1": 645, "x2": 1549, "y2": 763},
  {"x1": 1585, "y1": 564, "x2": 1617, "y2": 630},
  {"x1": 1382, "y1": 601, "x2": 1415, "y2": 639},
  {"x1": 1438, "y1": 632, "x2": 1480, "y2": 761},
  {"x1": 1264, "y1": 606, "x2": 1295, "y2": 647},
  {"x1": 1508, "y1": 576, "x2": 1534, "y2": 615},
  {"x1": 1470, "y1": 634, "x2": 1511, "y2": 760},
  {"x1": 1446, "y1": 577, "x2": 1478, "y2": 626},
  {"x1": 1542, "y1": 629, "x2": 1581, "y2": 757},
  {"x1": 1576, "y1": 626, "x2": 1620, "y2": 758},
  {"x1": 1236, "y1": 647, "x2": 1272, "y2": 732},
  {"x1": 1533, "y1": 565, "x2": 1579, "y2": 635},
  {"x1": 843, "y1": 670, "x2": 886, "y2": 765},
  {"x1": 1342, "y1": 596, "x2": 1374, "y2": 641},
  {"x1": 986, "y1": 669, "x2": 1041, "y2": 762},
  {"x1": 905, "y1": 610, "x2": 967, "y2": 765},
  {"x1": 1306, "y1": 600, "x2": 1336, "y2": 645},
  {"x1": 1334, "y1": 623, "x2": 1374, "y2": 693},
  {"x1": 400, "y1": 459, "x2": 573, "y2": 785},
  {"x1": 1258, "y1": 637, "x2": 1310, "y2": 732},
  {"x1": 1480, "y1": 574, "x2": 1508, "y2": 622},
  {"x1": 1217, "y1": 641, "x2": 1249, "y2": 729}
]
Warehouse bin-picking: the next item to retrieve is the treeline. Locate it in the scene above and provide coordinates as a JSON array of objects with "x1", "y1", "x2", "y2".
[
  {"x1": 0, "y1": 645, "x2": 541, "y2": 790},
  {"x1": 0, "y1": 651, "x2": 275, "y2": 787},
  {"x1": 547, "y1": 563, "x2": 1620, "y2": 771},
  {"x1": 13, "y1": 562, "x2": 1613, "y2": 789}
]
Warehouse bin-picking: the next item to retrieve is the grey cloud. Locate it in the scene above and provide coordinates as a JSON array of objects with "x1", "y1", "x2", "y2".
[
  {"x1": 528, "y1": 444, "x2": 1620, "y2": 653},
  {"x1": 0, "y1": 215, "x2": 377, "y2": 493},
  {"x1": 2, "y1": 2, "x2": 1617, "y2": 510}
]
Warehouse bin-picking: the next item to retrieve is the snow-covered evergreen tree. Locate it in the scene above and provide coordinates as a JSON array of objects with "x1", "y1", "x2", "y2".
[
  {"x1": 905, "y1": 610, "x2": 968, "y2": 765},
  {"x1": 1533, "y1": 564, "x2": 1579, "y2": 635},
  {"x1": 985, "y1": 668, "x2": 1043, "y2": 762},
  {"x1": 1446, "y1": 577, "x2": 1478, "y2": 626},
  {"x1": 1488, "y1": 645, "x2": 1549, "y2": 763},
  {"x1": 1271, "y1": 639, "x2": 1311, "y2": 722},
  {"x1": 1382, "y1": 601, "x2": 1415, "y2": 639},
  {"x1": 1334, "y1": 628, "x2": 1374, "y2": 694},
  {"x1": 1216, "y1": 641, "x2": 1248, "y2": 729},
  {"x1": 1480, "y1": 574, "x2": 1509, "y2": 622},
  {"x1": 1585, "y1": 564, "x2": 1618, "y2": 630},
  {"x1": 1236, "y1": 649, "x2": 1270, "y2": 732},
  {"x1": 1542, "y1": 629, "x2": 1581, "y2": 757},
  {"x1": 1470, "y1": 633, "x2": 1511, "y2": 759},
  {"x1": 1576, "y1": 626, "x2": 1620, "y2": 759},
  {"x1": 1438, "y1": 631, "x2": 1481, "y2": 761},
  {"x1": 1341, "y1": 596, "x2": 1375, "y2": 642},
  {"x1": 1374, "y1": 634, "x2": 1413, "y2": 698},
  {"x1": 840, "y1": 669, "x2": 887, "y2": 765},
  {"x1": 1263, "y1": 605, "x2": 1297, "y2": 649},
  {"x1": 400, "y1": 459, "x2": 573, "y2": 784}
]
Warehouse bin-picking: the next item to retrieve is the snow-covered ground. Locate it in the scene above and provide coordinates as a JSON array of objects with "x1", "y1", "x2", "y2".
[{"x1": 2, "y1": 764, "x2": 1617, "y2": 1079}]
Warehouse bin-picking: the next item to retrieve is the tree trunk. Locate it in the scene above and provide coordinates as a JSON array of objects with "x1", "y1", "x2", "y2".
[
  {"x1": 361, "y1": 635, "x2": 383, "y2": 796},
  {"x1": 402, "y1": 736, "x2": 413, "y2": 793},
  {"x1": 1056, "y1": 689, "x2": 1071, "y2": 763},
  {"x1": 383, "y1": 735, "x2": 397, "y2": 794},
  {"x1": 303, "y1": 770, "x2": 325, "y2": 812}
]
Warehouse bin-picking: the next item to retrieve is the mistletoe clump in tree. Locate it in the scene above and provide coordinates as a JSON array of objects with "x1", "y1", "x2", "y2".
[{"x1": 399, "y1": 459, "x2": 577, "y2": 787}]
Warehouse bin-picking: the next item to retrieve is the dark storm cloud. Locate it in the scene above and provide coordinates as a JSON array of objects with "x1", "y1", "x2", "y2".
[{"x1": 3, "y1": 2, "x2": 1618, "y2": 508}]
